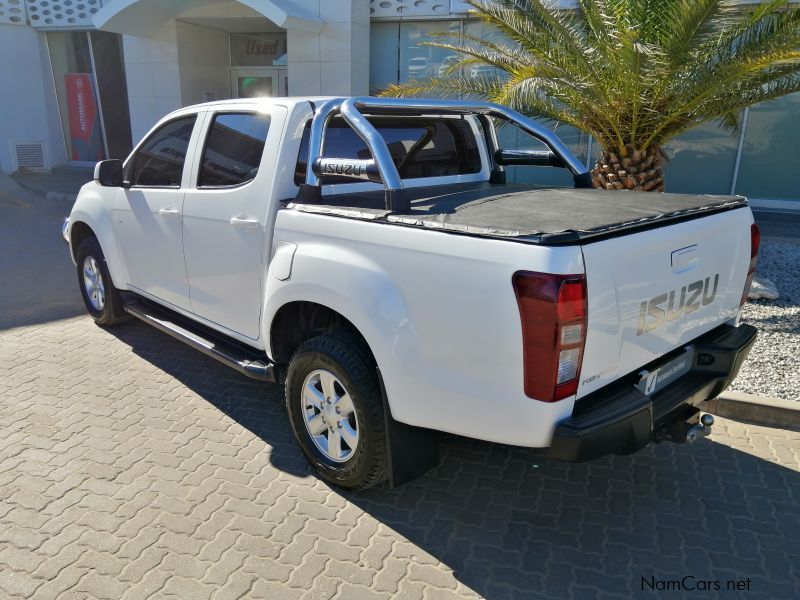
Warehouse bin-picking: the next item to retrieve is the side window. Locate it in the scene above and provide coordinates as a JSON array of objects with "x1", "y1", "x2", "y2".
[
  {"x1": 198, "y1": 113, "x2": 271, "y2": 187},
  {"x1": 129, "y1": 116, "x2": 197, "y2": 187}
]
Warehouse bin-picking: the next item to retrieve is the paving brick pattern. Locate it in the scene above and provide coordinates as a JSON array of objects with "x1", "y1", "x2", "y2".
[{"x1": 1, "y1": 317, "x2": 799, "y2": 599}]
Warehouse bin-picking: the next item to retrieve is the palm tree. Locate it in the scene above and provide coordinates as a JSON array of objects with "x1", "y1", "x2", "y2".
[{"x1": 381, "y1": 0, "x2": 800, "y2": 192}]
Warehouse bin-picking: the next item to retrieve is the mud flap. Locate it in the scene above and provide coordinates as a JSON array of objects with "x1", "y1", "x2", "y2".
[{"x1": 377, "y1": 369, "x2": 440, "y2": 488}]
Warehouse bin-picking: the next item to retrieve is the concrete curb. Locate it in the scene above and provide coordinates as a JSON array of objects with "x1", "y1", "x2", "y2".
[
  {"x1": 45, "y1": 192, "x2": 78, "y2": 203},
  {"x1": 705, "y1": 391, "x2": 800, "y2": 431},
  {"x1": 10, "y1": 176, "x2": 77, "y2": 204}
]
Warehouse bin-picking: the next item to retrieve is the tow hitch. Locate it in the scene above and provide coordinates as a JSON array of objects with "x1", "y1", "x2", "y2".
[{"x1": 655, "y1": 412, "x2": 715, "y2": 444}]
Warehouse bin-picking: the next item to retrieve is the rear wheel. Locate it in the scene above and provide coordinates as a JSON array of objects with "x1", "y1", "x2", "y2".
[
  {"x1": 285, "y1": 333, "x2": 388, "y2": 490},
  {"x1": 75, "y1": 236, "x2": 130, "y2": 326}
]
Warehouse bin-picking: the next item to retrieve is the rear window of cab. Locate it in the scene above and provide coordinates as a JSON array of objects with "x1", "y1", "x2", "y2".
[{"x1": 294, "y1": 116, "x2": 482, "y2": 185}]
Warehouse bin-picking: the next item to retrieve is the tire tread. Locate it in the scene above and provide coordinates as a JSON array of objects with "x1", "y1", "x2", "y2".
[
  {"x1": 75, "y1": 236, "x2": 130, "y2": 326},
  {"x1": 286, "y1": 333, "x2": 388, "y2": 490}
]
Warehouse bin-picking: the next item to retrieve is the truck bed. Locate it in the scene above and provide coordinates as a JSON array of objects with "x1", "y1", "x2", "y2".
[{"x1": 288, "y1": 182, "x2": 747, "y2": 245}]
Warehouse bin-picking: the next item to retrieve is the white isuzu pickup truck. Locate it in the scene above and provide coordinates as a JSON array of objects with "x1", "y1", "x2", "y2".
[{"x1": 64, "y1": 96, "x2": 759, "y2": 489}]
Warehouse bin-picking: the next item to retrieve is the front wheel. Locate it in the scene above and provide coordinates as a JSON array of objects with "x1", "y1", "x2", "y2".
[
  {"x1": 75, "y1": 236, "x2": 130, "y2": 326},
  {"x1": 285, "y1": 333, "x2": 388, "y2": 490}
]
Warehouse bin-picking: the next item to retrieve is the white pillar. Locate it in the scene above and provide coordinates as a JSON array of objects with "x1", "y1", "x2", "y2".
[
  {"x1": 122, "y1": 21, "x2": 182, "y2": 143},
  {"x1": 288, "y1": 0, "x2": 369, "y2": 96}
]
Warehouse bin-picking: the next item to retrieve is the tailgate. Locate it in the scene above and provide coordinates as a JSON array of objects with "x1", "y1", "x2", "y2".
[{"x1": 577, "y1": 206, "x2": 753, "y2": 399}]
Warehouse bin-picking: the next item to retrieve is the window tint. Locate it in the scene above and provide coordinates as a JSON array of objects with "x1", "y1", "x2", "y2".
[
  {"x1": 295, "y1": 117, "x2": 482, "y2": 185},
  {"x1": 129, "y1": 116, "x2": 196, "y2": 187},
  {"x1": 198, "y1": 113, "x2": 271, "y2": 187}
]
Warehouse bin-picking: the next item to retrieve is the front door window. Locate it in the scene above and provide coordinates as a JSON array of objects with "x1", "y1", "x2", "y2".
[{"x1": 128, "y1": 116, "x2": 196, "y2": 187}]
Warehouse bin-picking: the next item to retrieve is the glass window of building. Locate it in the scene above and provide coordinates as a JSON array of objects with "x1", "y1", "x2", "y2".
[
  {"x1": 46, "y1": 31, "x2": 132, "y2": 162},
  {"x1": 661, "y1": 120, "x2": 739, "y2": 196},
  {"x1": 229, "y1": 32, "x2": 288, "y2": 98},
  {"x1": 399, "y1": 21, "x2": 461, "y2": 87},
  {"x1": 370, "y1": 22, "x2": 401, "y2": 95},
  {"x1": 229, "y1": 33, "x2": 287, "y2": 67},
  {"x1": 735, "y1": 93, "x2": 800, "y2": 201}
]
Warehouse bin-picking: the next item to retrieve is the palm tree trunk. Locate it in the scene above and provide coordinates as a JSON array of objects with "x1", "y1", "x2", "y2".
[{"x1": 592, "y1": 146, "x2": 665, "y2": 192}]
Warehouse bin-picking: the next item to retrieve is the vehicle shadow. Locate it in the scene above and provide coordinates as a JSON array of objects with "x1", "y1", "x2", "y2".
[{"x1": 109, "y1": 321, "x2": 800, "y2": 600}]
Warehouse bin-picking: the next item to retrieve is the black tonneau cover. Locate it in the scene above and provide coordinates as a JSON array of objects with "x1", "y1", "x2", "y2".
[{"x1": 287, "y1": 182, "x2": 747, "y2": 245}]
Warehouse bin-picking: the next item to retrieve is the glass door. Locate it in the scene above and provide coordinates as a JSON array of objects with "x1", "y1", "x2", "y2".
[{"x1": 230, "y1": 68, "x2": 287, "y2": 98}]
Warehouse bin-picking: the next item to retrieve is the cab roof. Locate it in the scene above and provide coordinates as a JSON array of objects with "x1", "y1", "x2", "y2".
[{"x1": 178, "y1": 96, "x2": 341, "y2": 113}]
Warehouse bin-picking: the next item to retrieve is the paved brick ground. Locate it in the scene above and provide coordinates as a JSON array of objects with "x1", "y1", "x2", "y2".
[
  {"x1": 1, "y1": 315, "x2": 799, "y2": 600},
  {"x1": 1, "y1": 183, "x2": 799, "y2": 599}
]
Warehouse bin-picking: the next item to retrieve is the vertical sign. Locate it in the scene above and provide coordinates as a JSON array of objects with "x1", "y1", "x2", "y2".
[{"x1": 65, "y1": 73, "x2": 103, "y2": 161}]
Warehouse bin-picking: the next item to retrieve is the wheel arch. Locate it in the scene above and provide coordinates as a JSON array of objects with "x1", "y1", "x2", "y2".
[
  {"x1": 269, "y1": 300, "x2": 375, "y2": 366},
  {"x1": 69, "y1": 220, "x2": 96, "y2": 263},
  {"x1": 67, "y1": 207, "x2": 128, "y2": 289}
]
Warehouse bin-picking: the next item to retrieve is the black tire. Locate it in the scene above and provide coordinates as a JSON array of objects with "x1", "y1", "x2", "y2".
[
  {"x1": 75, "y1": 236, "x2": 130, "y2": 326},
  {"x1": 285, "y1": 332, "x2": 388, "y2": 490}
]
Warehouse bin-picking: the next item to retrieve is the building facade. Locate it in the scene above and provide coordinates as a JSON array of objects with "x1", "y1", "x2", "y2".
[{"x1": 0, "y1": 0, "x2": 797, "y2": 208}]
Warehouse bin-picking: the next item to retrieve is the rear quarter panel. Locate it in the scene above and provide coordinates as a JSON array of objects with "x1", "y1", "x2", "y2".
[{"x1": 265, "y1": 210, "x2": 585, "y2": 447}]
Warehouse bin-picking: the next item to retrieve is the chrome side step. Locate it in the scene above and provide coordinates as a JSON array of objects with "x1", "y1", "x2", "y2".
[{"x1": 124, "y1": 299, "x2": 277, "y2": 382}]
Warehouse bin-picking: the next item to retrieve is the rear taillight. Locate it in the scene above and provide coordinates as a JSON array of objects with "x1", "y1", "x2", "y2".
[
  {"x1": 740, "y1": 223, "x2": 760, "y2": 306},
  {"x1": 512, "y1": 272, "x2": 587, "y2": 402}
]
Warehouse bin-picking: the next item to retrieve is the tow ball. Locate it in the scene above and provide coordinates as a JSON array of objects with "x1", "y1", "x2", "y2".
[
  {"x1": 685, "y1": 414, "x2": 715, "y2": 443},
  {"x1": 655, "y1": 413, "x2": 715, "y2": 444}
]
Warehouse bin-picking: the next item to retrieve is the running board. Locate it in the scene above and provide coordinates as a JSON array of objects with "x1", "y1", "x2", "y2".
[{"x1": 123, "y1": 299, "x2": 277, "y2": 383}]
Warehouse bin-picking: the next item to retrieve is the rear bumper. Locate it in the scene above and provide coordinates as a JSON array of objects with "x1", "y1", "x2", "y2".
[{"x1": 547, "y1": 323, "x2": 757, "y2": 462}]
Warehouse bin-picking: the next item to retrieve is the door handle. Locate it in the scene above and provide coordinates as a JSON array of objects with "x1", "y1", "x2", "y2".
[
  {"x1": 158, "y1": 208, "x2": 181, "y2": 217},
  {"x1": 230, "y1": 216, "x2": 260, "y2": 230}
]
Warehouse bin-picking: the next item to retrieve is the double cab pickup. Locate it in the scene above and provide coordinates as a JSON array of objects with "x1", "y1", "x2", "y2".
[{"x1": 64, "y1": 97, "x2": 758, "y2": 489}]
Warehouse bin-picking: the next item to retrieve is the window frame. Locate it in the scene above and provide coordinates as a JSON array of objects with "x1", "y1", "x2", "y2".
[
  {"x1": 124, "y1": 114, "x2": 199, "y2": 190},
  {"x1": 195, "y1": 110, "x2": 271, "y2": 191}
]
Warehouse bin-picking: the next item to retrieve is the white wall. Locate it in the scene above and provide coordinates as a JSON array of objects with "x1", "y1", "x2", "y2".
[
  {"x1": 0, "y1": 24, "x2": 59, "y2": 172},
  {"x1": 122, "y1": 22, "x2": 182, "y2": 144},
  {"x1": 176, "y1": 21, "x2": 230, "y2": 106}
]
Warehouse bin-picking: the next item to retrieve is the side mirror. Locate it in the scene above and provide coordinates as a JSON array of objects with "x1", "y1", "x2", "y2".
[{"x1": 94, "y1": 159, "x2": 123, "y2": 187}]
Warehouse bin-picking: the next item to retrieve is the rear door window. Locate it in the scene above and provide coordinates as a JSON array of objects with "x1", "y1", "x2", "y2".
[
  {"x1": 295, "y1": 117, "x2": 482, "y2": 185},
  {"x1": 198, "y1": 112, "x2": 271, "y2": 187}
]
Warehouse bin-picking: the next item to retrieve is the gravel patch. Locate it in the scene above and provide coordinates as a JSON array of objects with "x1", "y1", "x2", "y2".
[{"x1": 730, "y1": 240, "x2": 800, "y2": 401}]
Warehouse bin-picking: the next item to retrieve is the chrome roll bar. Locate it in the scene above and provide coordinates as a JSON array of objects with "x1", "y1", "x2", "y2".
[
  {"x1": 301, "y1": 96, "x2": 591, "y2": 212},
  {"x1": 303, "y1": 97, "x2": 343, "y2": 189}
]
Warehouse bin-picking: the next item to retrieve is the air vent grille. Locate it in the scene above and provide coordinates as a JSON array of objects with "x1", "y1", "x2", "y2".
[{"x1": 12, "y1": 141, "x2": 47, "y2": 171}]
